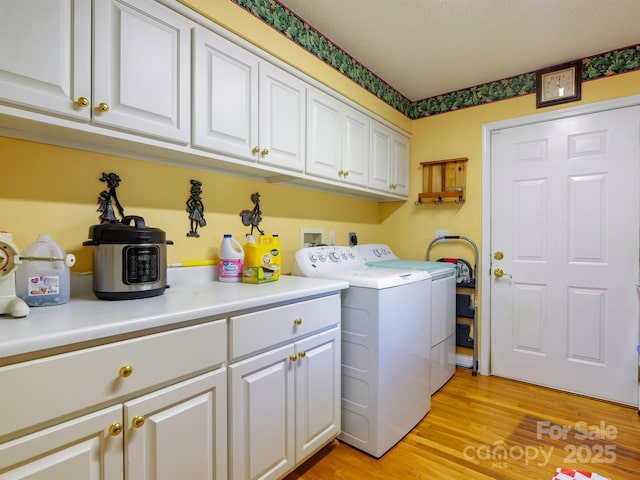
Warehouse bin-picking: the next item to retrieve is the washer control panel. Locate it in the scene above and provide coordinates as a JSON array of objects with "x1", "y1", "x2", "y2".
[{"x1": 293, "y1": 246, "x2": 363, "y2": 276}]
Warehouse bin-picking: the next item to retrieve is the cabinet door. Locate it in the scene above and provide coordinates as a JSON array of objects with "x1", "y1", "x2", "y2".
[
  {"x1": 0, "y1": 405, "x2": 123, "y2": 480},
  {"x1": 294, "y1": 327, "x2": 341, "y2": 464},
  {"x1": 391, "y1": 133, "x2": 410, "y2": 196},
  {"x1": 305, "y1": 87, "x2": 342, "y2": 180},
  {"x1": 193, "y1": 27, "x2": 259, "y2": 160},
  {"x1": 229, "y1": 344, "x2": 295, "y2": 480},
  {"x1": 0, "y1": 0, "x2": 91, "y2": 120},
  {"x1": 341, "y1": 105, "x2": 369, "y2": 187},
  {"x1": 93, "y1": 0, "x2": 191, "y2": 143},
  {"x1": 258, "y1": 62, "x2": 306, "y2": 172},
  {"x1": 124, "y1": 369, "x2": 227, "y2": 480},
  {"x1": 369, "y1": 119, "x2": 392, "y2": 192}
]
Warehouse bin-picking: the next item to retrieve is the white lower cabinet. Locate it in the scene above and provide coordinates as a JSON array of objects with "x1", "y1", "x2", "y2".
[
  {"x1": 0, "y1": 405, "x2": 124, "y2": 480},
  {"x1": 229, "y1": 295, "x2": 341, "y2": 480},
  {"x1": 0, "y1": 370, "x2": 226, "y2": 480},
  {"x1": 0, "y1": 294, "x2": 342, "y2": 480},
  {"x1": 0, "y1": 320, "x2": 227, "y2": 480},
  {"x1": 124, "y1": 369, "x2": 227, "y2": 480}
]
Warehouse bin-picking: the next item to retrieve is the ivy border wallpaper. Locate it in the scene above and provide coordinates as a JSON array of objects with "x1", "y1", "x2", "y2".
[{"x1": 231, "y1": 0, "x2": 640, "y2": 119}]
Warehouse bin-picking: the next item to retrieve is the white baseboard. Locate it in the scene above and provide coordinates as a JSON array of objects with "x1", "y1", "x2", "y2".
[{"x1": 455, "y1": 353, "x2": 473, "y2": 369}]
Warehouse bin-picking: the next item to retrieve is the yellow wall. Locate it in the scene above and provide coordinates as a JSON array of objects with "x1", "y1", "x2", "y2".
[
  {"x1": 382, "y1": 70, "x2": 640, "y2": 264},
  {"x1": 1, "y1": 138, "x2": 381, "y2": 272},
  {"x1": 2, "y1": 0, "x2": 639, "y2": 288}
]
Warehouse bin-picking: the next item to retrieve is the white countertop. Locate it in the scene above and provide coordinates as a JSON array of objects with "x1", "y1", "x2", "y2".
[{"x1": 0, "y1": 267, "x2": 348, "y2": 363}]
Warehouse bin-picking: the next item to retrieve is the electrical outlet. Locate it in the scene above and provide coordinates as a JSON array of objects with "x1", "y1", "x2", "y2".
[
  {"x1": 348, "y1": 231, "x2": 357, "y2": 246},
  {"x1": 436, "y1": 229, "x2": 449, "y2": 242}
]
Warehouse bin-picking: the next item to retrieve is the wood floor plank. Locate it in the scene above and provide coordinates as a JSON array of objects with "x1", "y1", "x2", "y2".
[{"x1": 285, "y1": 368, "x2": 640, "y2": 479}]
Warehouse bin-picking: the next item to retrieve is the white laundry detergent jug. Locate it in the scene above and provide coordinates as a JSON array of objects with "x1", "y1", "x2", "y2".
[
  {"x1": 218, "y1": 234, "x2": 244, "y2": 282},
  {"x1": 16, "y1": 234, "x2": 76, "y2": 306}
]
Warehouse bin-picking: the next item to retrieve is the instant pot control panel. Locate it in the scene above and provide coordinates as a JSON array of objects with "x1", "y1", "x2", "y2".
[{"x1": 123, "y1": 246, "x2": 160, "y2": 284}]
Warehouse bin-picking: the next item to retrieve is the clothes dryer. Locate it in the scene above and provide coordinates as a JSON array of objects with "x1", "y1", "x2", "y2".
[
  {"x1": 354, "y1": 244, "x2": 456, "y2": 393},
  {"x1": 293, "y1": 246, "x2": 431, "y2": 458}
]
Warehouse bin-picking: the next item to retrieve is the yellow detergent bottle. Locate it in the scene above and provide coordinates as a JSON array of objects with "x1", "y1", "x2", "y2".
[{"x1": 242, "y1": 234, "x2": 281, "y2": 284}]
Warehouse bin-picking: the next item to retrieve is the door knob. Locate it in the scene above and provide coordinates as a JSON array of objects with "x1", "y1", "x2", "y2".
[
  {"x1": 494, "y1": 251, "x2": 504, "y2": 260},
  {"x1": 494, "y1": 268, "x2": 512, "y2": 279}
]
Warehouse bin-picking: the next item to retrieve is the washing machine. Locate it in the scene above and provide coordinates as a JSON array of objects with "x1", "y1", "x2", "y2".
[
  {"x1": 292, "y1": 246, "x2": 431, "y2": 458},
  {"x1": 354, "y1": 244, "x2": 456, "y2": 394}
]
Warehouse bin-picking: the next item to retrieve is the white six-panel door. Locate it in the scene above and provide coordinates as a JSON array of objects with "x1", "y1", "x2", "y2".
[{"x1": 490, "y1": 105, "x2": 640, "y2": 405}]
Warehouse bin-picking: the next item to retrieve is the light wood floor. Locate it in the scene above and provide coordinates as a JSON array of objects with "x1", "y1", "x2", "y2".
[{"x1": 285, "y1": 368, "x2": 640, "y2": 480}]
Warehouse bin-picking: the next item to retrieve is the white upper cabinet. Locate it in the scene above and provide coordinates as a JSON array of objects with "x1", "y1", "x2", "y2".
[
  {"x1": 306, "y1": 87, "x2": 342, "y2": 180},
  {"x1": 0, "y1": 0, "x2": 92, "y2": 120},
  {"x1": 258, "y1": 62, "x2": 306, "y2": 172},
  {"x1": 306, "y1": 86, "x2": 369, "y2": 188},
  {"x1": 0, "y1": 0, "x2": 192, "y2": 143},
  {"x1": 341, "y1": 104, "x2": 370, "y2": 187},
  {"x1": 93, "y1": 0, "x2": 192, "y2": 143},
  {"x1": 369, "y1": 119, "x2": 409, "y2": 196},
  {"x1": 0, "y1": 0, "x2": 409, "y2": 200},
  {"x1": 192, "y1": 28, "x2": 259, "y2": 159},
  {"x1": 193, "y1": 28, "x2": 305, "y2": 172}
]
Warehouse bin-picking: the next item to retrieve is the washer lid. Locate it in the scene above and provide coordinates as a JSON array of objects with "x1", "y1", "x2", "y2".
[
  {"x1": 312, "y1": 266, "x2": 431, "y2": 289},
  {"x1": 364, "y1": 259, "x2": 455, "y2": 278}
]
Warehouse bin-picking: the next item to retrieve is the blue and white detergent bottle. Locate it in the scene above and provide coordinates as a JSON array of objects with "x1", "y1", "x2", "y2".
[{"x1": 218, "y1": 234, "x2": 244, "y2": 282}]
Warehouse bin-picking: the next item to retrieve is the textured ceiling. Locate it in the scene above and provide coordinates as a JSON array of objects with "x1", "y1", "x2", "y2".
[{"x1": 276, "y1": 0, "x2": 640, "y2": 101}]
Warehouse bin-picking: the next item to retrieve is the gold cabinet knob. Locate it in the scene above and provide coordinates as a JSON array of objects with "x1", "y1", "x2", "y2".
[
  {"x1": 298, "y1": 351, "x2": 306, "y2": 359},
  {"x1": 261, "y1": 148, "x2": 269, "y2": 156},
  {"x1": 132, "y1": 416, "x2": 145, "y2": 428},
  {"x1": 293, "y1": 317, "x2": 302, "y2": 326},
  {"x1": 108, "y1": 423, "x2": 123, "y2": 436},
  {"x1": 343, "y1": 170, "x2": 349, "y2": 177},
  {"x1": 338, "y1": 170, "x2": 344, "y2": 177},
  {"x1": 97, "y1": 102, "x2": 109, "y2": 112},
  {"x1": 119, "y1": 365, "x2": 133, "y2": 378},
  {"x1": 289, "y1": 354, "x2": 298, "y2": 362},
  {"x1": 76, "y1": 96, "x2": 89, "y2": 107},
  {"x1": 252, "y1": 146, "x2": 260, "y2": 154}
]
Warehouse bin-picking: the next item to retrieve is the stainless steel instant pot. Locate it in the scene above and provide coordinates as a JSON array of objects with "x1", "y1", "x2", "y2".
[{"x1": 83, "y1": 216, "x2": 172, "y2": 300}]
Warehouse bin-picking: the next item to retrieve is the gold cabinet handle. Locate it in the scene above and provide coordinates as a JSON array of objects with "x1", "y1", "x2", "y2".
[
  {"x1": 119, "y1": 365, "x2": 133, "y2": 378},
  {"x1": 298, "y1": 351, "x2": 306, "y2": 359},
  {"x1": 494, "y1": 268, "x2": 512, "y2": 279},
  {"x1": 76, "y1": 96, "x2": 89, "y2": 107},
  {"x1": 289, "y1": 354, "x2": 298, "y2": 362},
  {"x1": 252, "y1": 146, "x2": 260, "y2": 154},
  {"x1": 338, "y1": 169, "x2": 344, "y2": 177},
  {"x1": 109, "y1": 423, "x2": 123, "y2": 436},
  {"x1": 97, "y1": 102, "x2": 109, "y2": 112},
  {"x1": 293, "y1": 317, "x2": 302, "y2": 326},
  {"x1": 261, "y1": 148, "x2": 269, "y2": 156},
  {"x1": 132, "y1": 416, "x2": 145, "y2": 428},
  {"x1": 343, "y1": 170, "x2": 349, "y2": 177}
]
